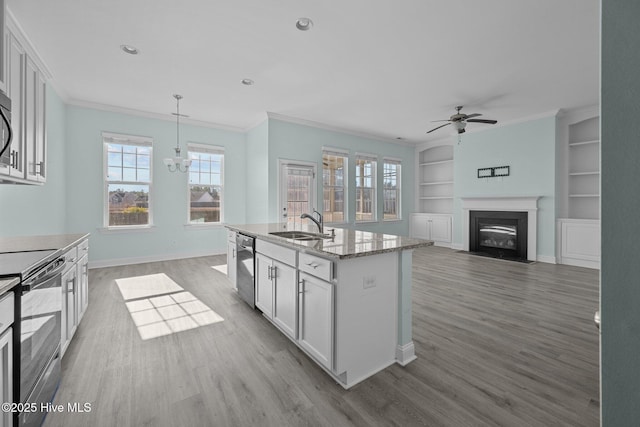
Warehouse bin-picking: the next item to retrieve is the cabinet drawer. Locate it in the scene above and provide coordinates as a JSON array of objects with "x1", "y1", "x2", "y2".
[
  {"x1": 0, "y1": 291, "x2": 14, "y2": 333},
  {"x1": 298, "y1": 252, "x2": 333, "y2": 282},
  {"x1": 256, "y1": 239, "x2": 297, "y2": 267},
  {"x1": 77, "y1": 239, "x2": 89, "y2": 257},
  {"x1": 63, "y1": 246, "x2": 78, "y2": 264},
  {"x1": 227, "y1": 229, "x2": 236, "y2": 242}
]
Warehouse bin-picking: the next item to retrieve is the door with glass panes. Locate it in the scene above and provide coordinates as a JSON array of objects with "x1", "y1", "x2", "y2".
[{"x1": 279, "y1": 162, "x2": 316, "y2": 227}]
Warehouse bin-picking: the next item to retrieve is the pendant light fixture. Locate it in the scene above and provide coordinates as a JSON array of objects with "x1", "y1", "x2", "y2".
[{"x1": 163, "y1": 94, "x2": 192, "y2": 173}]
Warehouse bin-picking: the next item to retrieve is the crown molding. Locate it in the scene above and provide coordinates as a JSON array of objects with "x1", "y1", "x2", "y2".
[
  {"x1": 266, "y1": 112, "x2": 415, "y2": 147},
  {"x1": 66, "y1": 98, "x2": 247, "y2": 133}
]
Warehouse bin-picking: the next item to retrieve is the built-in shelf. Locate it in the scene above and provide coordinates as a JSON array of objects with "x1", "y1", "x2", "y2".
[
  {"x1": 569, "y1": 171, "x2": 599, "y2": 176},
  {"x1": 420, "y1": 181, "x2": 454, "y2": 186},
  {"x1": 417, "y1": 144, "x2": 454, "y2": 214},
  {"x1": 419, "y1": 196, "x2": 454, "y2": 200},
  {"x1": 568, "y1": 117, "x2": 600, "y2": 220},
  {"x1": 419, "y1": 159, "x2": 453, "y2": 166},
  {"x1": 569, "y1": 139, "x2": 599, "y2": 147}
]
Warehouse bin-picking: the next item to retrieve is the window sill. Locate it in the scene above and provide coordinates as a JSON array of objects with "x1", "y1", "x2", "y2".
[
  {"x1": 383, "y1": 219, "x2": 403, "y2": 223},
  {"x1": 183, "y1": 222, "x2": 225, "y2": 229},
  {"x1": 98, "y1": 225, "x2": 156, "y2": 234},
  {"x1": 355, "y1": 220, "x2": 379, "y2": 225}
]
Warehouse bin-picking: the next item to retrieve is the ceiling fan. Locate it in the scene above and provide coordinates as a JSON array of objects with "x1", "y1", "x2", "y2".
[{"x1": 426, "y1": 106, "x2": 498, "y2": 134}]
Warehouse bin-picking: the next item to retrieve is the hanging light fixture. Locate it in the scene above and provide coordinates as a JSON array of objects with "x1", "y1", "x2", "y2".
[{"x1": 163, "y1": 94, "x2": 192, "y2": 173}]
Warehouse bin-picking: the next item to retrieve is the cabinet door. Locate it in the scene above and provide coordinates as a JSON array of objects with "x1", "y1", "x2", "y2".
[
  {"x1": 24, "y1": 57, "x2": 38, "y2": 181},
  {"x1": 272, "y1": 260, "x2": 297, "y2": 339},
  {"x1": 227, "y1": 241, "x2": 237, "y2": 288},
  {"x1": 254, "y1": 253, "x2": 273, "y2": 318},
  {"x1": 411, "y1": 214, "x2": 429, "y2": 239},
  {"x1": 0, "y1": 327, "x2": 12, "y2": 427},
  {"x1": 298, "y1": 272, "x2": 333, "y2": 370},
  {"x1": 429, "y1": 215, "x2": 452, "y2": 243},
  {"x1": 34, "y1": 72, "x2": 46, "y2": 182},
  {"x1": 1, "y1": 33, "x2": 25, "y2": 179},
  {"x1": 61, "y1": 266, "x2": 77, "y2": 357},
  {"x1": 77, "y1": 254, "x2": 89, "y2": 321}
]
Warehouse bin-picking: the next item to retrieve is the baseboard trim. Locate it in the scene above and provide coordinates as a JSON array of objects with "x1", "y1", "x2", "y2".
[
  {"x1": 559, "y1": 257, "x2": 600, "y2": 270},
  {"x1": 451, "y1": 243, "x2": 464, "y2": 251},
  {"x1": 395, "y1": 342, "x2": 417, "y2": 366},
  {"x1": 88, "y1": 250, "x2": 225, "y2": 269},
  {"x1": 536, "y1": 255, "x2": 557, "y2": 264}
]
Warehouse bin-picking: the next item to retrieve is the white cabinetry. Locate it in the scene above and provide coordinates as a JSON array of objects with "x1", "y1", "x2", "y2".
[
  {"x1": 226, "y1": 230, "x2": 237, "y2": 288},
  {"x1": 298, "y1": 272, "x2": 333, "y2": 370},
  {"x1": 410, "y1": 213, "x2": 452, "y2": 245},
  {"x1": 61, "y1": 237, "x2": 90, "y2": 357},
  {"x1": 255, "y1": 240, "x2": 298, "y2": 339},
  {"x1": 0, "y1": 21, "x2": 47, "y2": 184},
  {"x1": 0, "y1": 291, "x2": 13, "y2": 427},
  {"x1": 0, "y1": 0, "x2": 6, "y2": 92}
]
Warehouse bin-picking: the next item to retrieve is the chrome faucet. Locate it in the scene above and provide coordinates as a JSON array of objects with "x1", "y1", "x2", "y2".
[{"x1": 300, "y1": 209, "x2": 323, "y2": 234}]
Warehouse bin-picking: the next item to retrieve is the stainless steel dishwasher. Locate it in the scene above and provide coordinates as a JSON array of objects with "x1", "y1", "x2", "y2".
[{"x1": 236, "y1": 233, "x2": 255, "y2": 308}]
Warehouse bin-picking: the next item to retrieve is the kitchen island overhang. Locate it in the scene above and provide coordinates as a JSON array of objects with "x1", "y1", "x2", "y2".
[{"x1": 226, "y1": 223, "x2": 433, "y2": 388}]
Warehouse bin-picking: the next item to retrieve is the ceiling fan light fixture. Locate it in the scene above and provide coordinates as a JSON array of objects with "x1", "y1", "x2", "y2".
[
  {"x1": 164, "y1": 94, "x2": 191, "y2": 173},
  {"x1": 452, "y1": 120, "x2": 467, "y2": 132},
  {"x1": 120, "y1": 44, "x2": 139, "y2": 55}
]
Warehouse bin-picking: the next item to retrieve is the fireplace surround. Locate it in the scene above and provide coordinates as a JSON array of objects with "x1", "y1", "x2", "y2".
[{"x1": 461, "y1": 196, "x2": 539, "y2": 262}]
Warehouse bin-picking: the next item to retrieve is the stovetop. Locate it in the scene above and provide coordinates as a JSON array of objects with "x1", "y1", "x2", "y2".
[{"x1": 0, "y1": 249, "x2": 59, "y2": 279}]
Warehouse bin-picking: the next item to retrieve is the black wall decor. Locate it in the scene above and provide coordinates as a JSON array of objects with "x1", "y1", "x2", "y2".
[{"x1": 477, "y1": 165, "x2": 510, "y2": 178}]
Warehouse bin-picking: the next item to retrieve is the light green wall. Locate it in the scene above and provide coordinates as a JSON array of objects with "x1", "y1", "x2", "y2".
[
  {"x1": 601, "y1": 0, "x2": 640, "y2": 424},
  {"x1": 0, "y1": 85, "x2": 67, "y2": 236},
  {"x1": 64, "y1": 106, "x2": 246, "y2": 263},
  {"x1": 267, "y1": 118, "x2": 415, "y2": 235},
  {"x1": 245, "y1": 119, "x2": 269, "y2": 223},
  {"x1": 452, "y1": 116, "x2": 557, "y2": 259}
]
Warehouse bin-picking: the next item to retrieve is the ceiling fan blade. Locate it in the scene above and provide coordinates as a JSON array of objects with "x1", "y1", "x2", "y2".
[
  {"x1": 465, "y1": 113, "x2": 482, "y2": 119},
  {"x1": 467, "y1": 119, "x2": 498, "y2": 124},
  {"x1": 426, "y1": 122, "x2": 451, "y2": 133},
  {"x1": 431, "y1": 120, "x2": 451, "y2": 122}
]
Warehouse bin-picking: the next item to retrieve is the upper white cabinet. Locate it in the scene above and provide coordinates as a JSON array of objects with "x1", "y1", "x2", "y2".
[
  {"x1": 568, "y1": 117, "x2": 599, "y2": 220},
  {"x1": 0, "y1": 16, "x2": 48, "y2": 184},
  {"x1": 0, "y1": 0, "x2": 6, "y2": 93},
  {"x1": 417, "y1": 145, "x2": 454, "y2": 214}
]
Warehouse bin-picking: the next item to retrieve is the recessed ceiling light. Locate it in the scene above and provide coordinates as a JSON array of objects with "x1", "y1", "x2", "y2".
[
  {"x1": 296, "y1": 17, "x2": 313, "y2": 31},
  {"x1": 120, "y1": 44, "x2": 139, "y2": 55},
  {"x1": 241, "y1": 79, "x2": 254, "y2": 86}
]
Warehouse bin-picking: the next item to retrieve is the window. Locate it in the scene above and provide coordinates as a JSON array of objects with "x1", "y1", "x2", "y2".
[
  {"x1": 104, "y1": 133, "x2": 153, "y2": 227},
  {"x1": 322, "y1": 149, "x2": 347, "y2": 223},
  {"x1": 188, "y1": 144, "x2": 224, "y2": 224},
  {"x1": 383, "y1": 159, "x2": 401, "y2": 220},
  {"x1": 355, "y1": 154, "x2": 377, "y2": 222}
]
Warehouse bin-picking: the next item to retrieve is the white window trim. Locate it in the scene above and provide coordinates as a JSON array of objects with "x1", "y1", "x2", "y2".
[
  {"x1": 186, "y1": 143, "x2": 225, "y2": 225},
  {"x1": 355, "y1": 153, "x2": 378, "y2": 223},
  {"x1": 322, "y1": 149, "x2": 349, "y2": 225},
  {"x1": 103, "y1": 132, "x2": 154, "y2": 229},
  {"x1": 383, "y1": 158, "x2": 402, "y2": 221}
]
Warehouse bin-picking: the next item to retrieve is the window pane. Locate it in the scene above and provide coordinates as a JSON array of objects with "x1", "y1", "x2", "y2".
[
  {"x1": 189, "y1": 185, "x2": 221, "y2": 223},
  {"x1": 108, "y1": 184, "x2": 150, "y2": 226},
  {"x1": 123, "y1": 145, "x2": 137, "y2": 154},
  {"x1": 108, "y1": 152, "x2": 121, "y2": 167},
  {"x1": 187, "y1": 147, "x2": 224, "y2": 223},
  {"x1": 323, "y1": 152, "x2": 347, "y2": 223},
  {"x1": 355, "y1": 157, "x2": 376, "y2": 222},
  {"x1": 107, "y1": 167, "x2": 122, "y2": 181},
  {"x1": 137, "y1": 154, "x2": 150, "y2": 168},
  {"x1": 138, "y1": 168, "x2": 150, "y2": 182},
  {"x1": 383, "y1": 162, "x2": 400, "y2": 220},
  {"x1": 122, "y1": 167, "x2": 136, "y2": 181}
]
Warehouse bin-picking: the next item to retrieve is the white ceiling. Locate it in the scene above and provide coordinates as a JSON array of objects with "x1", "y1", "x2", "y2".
[{"x1": 7, "y1": 0, "x2": 600, "y2": 143}]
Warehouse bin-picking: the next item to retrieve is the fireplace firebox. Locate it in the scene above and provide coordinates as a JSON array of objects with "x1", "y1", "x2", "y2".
[{"x1": 469, "y1": 211, "x2": 528, "y2": 261}]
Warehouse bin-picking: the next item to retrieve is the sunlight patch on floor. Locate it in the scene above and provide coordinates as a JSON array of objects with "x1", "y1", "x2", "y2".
[
  {"x1": 115, "y1": 273, "x2": 223, "y2": 340},
  {"x1": 211, "y1": 264, "x2": 227, "y2": 275}
]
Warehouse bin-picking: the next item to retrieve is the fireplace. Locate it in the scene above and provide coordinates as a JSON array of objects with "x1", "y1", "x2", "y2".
[{"x1": 469, "y1": 211, "x2": 528, "y2": 261}]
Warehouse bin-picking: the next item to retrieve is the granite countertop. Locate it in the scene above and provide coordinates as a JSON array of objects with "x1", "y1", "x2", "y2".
[
  {"x1": 0, "y1": 276, "x2": 19, "y2": 295},
  {"x1": 0, "y1": 233, "x2": 90, "y2": 254},
  {"x1": 226, "y1": 223, "x2": 433, "y2": 259}
]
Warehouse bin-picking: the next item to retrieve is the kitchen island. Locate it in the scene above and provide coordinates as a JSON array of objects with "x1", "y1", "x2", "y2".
[{"x1": 226, "y1": 223, "x2": 433, "y2": 388}]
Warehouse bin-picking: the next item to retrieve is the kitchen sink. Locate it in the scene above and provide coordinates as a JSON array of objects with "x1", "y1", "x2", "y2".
[{"x1": 269, "y1": 231, "x2": 331, "y2": 241}]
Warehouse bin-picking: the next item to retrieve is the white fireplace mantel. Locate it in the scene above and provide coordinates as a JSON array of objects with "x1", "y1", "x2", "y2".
[{"x1": 461, "y1": 196, "x2": 540, "y2": 262}]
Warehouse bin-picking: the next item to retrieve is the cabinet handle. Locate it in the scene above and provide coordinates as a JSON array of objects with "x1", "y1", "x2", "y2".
[
  {"x1": 305, "y1": 262, "x2": 319, "y2": 269},
  {"x1": 232, "y1": 248, "x2": 236, "y2": 258},
  {"x1": 298, "y1": 279, "x2": 305, "y2": 294},
  {"x1": 267, "y1": 265, "x2": 272, "y2": 280},
  {"x1": 68, "y1": 279, "x2": 75, "y2": 293},
  {"x1": 37, "y1": 161, "x2": 45, "y2": 177},
  {"x1": 272, "y1": 265, "x2": 277, "y2": 278}
]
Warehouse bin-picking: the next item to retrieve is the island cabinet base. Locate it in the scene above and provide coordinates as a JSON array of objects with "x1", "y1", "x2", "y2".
[{"x1": 332, "y1": 251, "x2": 399, "y2": 388}]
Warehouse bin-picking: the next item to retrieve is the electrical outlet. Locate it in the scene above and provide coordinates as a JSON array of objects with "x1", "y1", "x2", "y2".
[{"x1": 363, "y1": 276, "x2": 376, "y2": 289}]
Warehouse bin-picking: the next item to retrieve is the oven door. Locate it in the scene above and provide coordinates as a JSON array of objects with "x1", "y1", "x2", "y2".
[{"x1": 20, "y1": 258, "x2": 64, "y2": 403}]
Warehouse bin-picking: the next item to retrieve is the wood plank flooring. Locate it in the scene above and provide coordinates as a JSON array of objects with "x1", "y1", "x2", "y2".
[{"x1": 43, "y1": 246, "x2": 599, "y2": 427}]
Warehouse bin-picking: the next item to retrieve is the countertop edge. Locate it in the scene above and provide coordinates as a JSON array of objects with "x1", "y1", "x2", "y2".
[
  {"x1": 0, "y1": 276, "x2": 20, "y2": 295},
  {"x1": 226, "y1": 225, "x2": 433, "y2": 260}
]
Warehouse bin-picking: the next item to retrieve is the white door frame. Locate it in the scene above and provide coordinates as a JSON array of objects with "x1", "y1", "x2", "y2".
[{"x1": 278, "y1": 159, "x2": 317, "y2": 224}]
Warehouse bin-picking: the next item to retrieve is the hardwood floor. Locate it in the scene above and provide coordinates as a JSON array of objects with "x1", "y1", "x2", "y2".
[{"x1": 43, "y1": 246, "x2": 599, "y2": 427}]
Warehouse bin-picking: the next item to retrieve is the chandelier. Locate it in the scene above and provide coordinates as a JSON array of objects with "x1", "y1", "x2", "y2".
[{"x1": 163, "y1": 94, "x2": 192, "y2": 172}]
